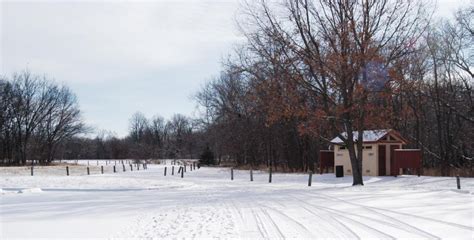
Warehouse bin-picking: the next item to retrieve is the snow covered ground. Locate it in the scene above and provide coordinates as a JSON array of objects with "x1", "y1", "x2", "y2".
[{"x1": 1, "y1": 161, "x2": 473, "y2": 239}]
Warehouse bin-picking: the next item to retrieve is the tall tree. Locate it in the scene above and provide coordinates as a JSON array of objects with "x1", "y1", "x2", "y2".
[{"x1": 239, "y1": 0, "x2": 431, "y2": 185}]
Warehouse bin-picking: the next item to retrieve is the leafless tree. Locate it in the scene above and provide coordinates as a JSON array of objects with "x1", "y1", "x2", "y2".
[{"x1": 0, "y1": 70, "x2": 86, "y2": 165}]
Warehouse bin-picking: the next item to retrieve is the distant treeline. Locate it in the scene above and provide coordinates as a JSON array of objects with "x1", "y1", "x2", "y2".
[{"x1": 60, "y1": 113, "x2": 203, "y2": 161}]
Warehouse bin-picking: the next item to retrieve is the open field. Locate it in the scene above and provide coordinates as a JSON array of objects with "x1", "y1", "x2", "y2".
[{"x1": 1, "y1": 160, "x2": 473, "y2": 239}]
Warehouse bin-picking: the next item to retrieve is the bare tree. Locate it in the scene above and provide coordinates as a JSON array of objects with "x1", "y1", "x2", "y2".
[
  {"x1": 36, "y1": 86, "x2": 85, "y2": 163},
  {"x1": 129, "y1": 112, "x2": 149, "y2": 143},
  {"x1": 0, "y1": 70, "x2": 86, "y2": 165},
  {"x1": 8, "y1": 72, "x2": 62, "y2": 164}
]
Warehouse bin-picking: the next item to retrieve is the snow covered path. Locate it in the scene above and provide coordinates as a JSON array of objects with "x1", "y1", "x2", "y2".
[{"x1": 1, "y1": 163, "x2": 473, "y2": 239}]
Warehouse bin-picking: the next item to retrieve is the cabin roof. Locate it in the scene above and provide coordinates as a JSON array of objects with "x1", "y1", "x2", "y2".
[{"x1": 330, "y1": 129, "x2": 407, "y2": 144}]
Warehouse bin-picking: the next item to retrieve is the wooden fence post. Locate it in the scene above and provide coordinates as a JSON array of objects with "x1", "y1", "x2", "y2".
[
  {"x1": 457, "y1": 175, "x2": 461, "y2": 189},
  {"x1": 66, "y1": 166, "x2": 69, "y2": 176},
  {"x1": 130, "y1": 164, "x2": 133, "y2": 171},
  {"x1": 31, "y1": 166, "x2": 34, "y2": 176},
  {"x1": 113, "y1": 165, "x2": 116, "y2": 173},
  {"x1": 101, "y1": 166, "x2": 104, "y2": 174},
  {"x1": 184, "y1": 164, "x2": 187, "y2": 172},
  {"x1": 172, "y1": 166, "x2": 175, "y2": 175},
  {"x1": 123, "y1": 164, "x2": 126, "y2": 172},
  {"x1": 250, "y1": 169, "x2": 253, "y2": 182},
  {"x1": 87, "y1": 166, "x2": 90, "y2": 175},
  {"x1": 269, "y1": 167, "x2": 272, "y2": 183},
  {"x1": 164, "y1": 167, "x2": 167, "y2": 176},
  {"x1": 308, "y1": 171, "x2": 313, "y2": 187},
  {"x1": 231, "y1": 168, "x2": 234, "y2": 180}
]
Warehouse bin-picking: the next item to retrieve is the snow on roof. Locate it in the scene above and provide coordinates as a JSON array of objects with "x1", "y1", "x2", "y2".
[{"x1": 330, "y1": 129, "x2": 392, "y2": 144}]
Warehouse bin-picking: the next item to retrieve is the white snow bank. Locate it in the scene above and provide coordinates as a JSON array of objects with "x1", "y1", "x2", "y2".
[
  {"x1": 18, "y1": 188, "x2": 43, "y2": 193},
  {"x1": 0, "y1": 187, "x2": 20, "y2": 195}
]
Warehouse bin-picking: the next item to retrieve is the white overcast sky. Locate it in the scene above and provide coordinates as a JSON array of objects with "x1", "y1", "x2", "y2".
[{"x1": 0, "y1": 0, "x2": 469, "y2": 137}]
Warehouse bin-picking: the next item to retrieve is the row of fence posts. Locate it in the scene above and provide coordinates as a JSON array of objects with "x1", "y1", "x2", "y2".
[
  {"x1": 230, "y1": 168, "x2": 462, "y2": 188},
  {"x1": 163, "y1": 162, "x2": 198, "y2": 178},
  {"x1": 30, "y1": 162, "x2": 148, "y2": 176},
  {"x1": 28, "y1": 162, "x2": 463, "y2": 189},
  {"x1": 228, "y1": 167, "x2": 314, "y2": 186}
]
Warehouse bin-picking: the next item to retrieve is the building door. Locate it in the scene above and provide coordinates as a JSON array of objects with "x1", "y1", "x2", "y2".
[
  {"x1": 390, "y1": 145, "x2": 400, "y2": 176},
  {"x1": 378, "y1": 145, "x2": 386, "y2": 176}
]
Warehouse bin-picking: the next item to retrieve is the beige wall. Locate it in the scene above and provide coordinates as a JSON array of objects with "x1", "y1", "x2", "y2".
[
  {"x1": 334, "y1": 143, "x2": 403, "y2": 176},
  {"x1": 334, "y1": 144, "x2": 378, "y2": 176}
]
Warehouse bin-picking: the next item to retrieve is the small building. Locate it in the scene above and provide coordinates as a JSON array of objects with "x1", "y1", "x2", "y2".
[{"x1": 329, "y1": 129, "x2": 409, "y2": 176}]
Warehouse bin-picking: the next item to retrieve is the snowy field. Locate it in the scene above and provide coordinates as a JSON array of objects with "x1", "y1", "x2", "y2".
[{"x1": 1, "y1": 161, "x2": 473, "y2": 239}]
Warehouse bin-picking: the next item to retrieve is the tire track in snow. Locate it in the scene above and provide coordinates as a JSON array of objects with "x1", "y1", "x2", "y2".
[
  {"x1": 297, "y1": 193, "x2": 442, "y2": 239},
  {"x1": 251, "y1": 207, "x2": 271, "y2": 239},
  {"x1": 263, "y1": 192, "x2": 359, "y2": 239},
  {"x1": 274, "y1": 195, "x2": 362, "y2": 239},
  {"x1": 229, "y1": 194, "x2": 266, "y2": 239},
  {"x1": 298, "y1": 202, "x2": 361, "y2": 239},
  {"x1": 370, "y1": 205, "x2": 473, "y2": 231},
  {"x1": 228, "y1": 200, "x2": 245, "y2": 238},
  {"x1": 310, "y1": 191, "x2": 474, "y2": 231},
  {"x1": 294, "y1": 195, "x2": 420, "y2": 240},
  {"x1": 303, "y1": 200, "x2": 430, "y2": 238},
  {"x1": 260, "y1": 208, "x2": 286, "y2": 239},
  {"x1": 294, "y1": 194, "x2": 432, "y2": 239},
  {"x1": 248, "y1": 195, "x2": 286, "y2": 240},
  {"x1": 229, "y1": 199, "x2": 245, "y2": 222},
  {"x1": 259, "y1": 203, "x2": 315, "y2": 238}
]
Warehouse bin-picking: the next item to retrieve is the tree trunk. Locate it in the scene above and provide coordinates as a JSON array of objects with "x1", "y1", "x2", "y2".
[{"x1": 346, "y1": 129, "x2": 364, "y2": 185}]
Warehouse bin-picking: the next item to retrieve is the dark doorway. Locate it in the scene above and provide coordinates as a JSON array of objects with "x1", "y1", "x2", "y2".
[
  {"x1": 378, "y1": 145, "x2": 386, "y2": 176},
  {"x1": 390, "y1": 145, "x2": 400, "y2": 176}
]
